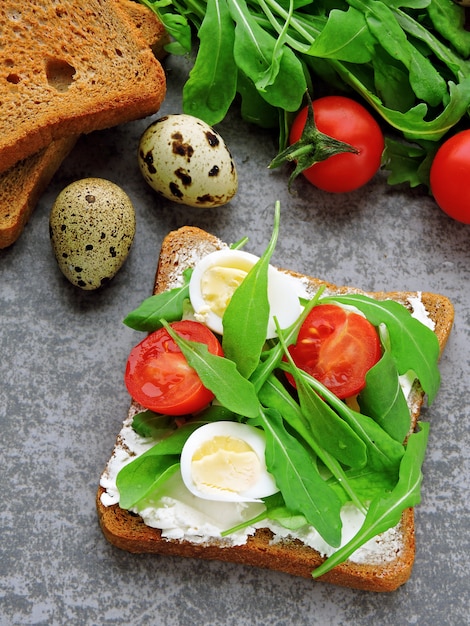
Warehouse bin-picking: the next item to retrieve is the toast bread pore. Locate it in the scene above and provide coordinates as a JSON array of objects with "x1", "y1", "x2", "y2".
[
  {"x1": 97, "y1": 226, "x2": 454, "y2": 592},
  {"x1": 0, "y1": 0, "x2": 166, "y2": 174},
  {"x1": 0, "y1": 0, "x2": 168, "y2": 249}
]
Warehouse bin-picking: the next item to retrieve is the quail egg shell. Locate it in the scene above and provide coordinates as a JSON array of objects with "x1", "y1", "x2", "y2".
[
  {"x1": 189, "y1": 248, "x2": 303, "y2": 337},
  {"x1": 138, "y1": 114, "x2": 238, "y2": 208},
  {"x1": 180, "y1": 421, "x2": 279, "y2": 502},
  {"x1": 49, "y1": 178, "x2": 135, "y2": 290}
]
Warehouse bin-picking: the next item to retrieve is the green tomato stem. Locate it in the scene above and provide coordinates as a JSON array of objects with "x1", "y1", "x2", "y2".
[{"x1": 269, "y1": 92, "x2": 359, "y2": 190}]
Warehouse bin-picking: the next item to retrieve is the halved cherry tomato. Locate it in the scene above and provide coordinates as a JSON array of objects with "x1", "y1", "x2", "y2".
[
  {"x1": 286, "y1": 304, "x2": 381, "y2": 399},
  {"x1": 124, "y1": 320, "x2": 224, "y2": 416}
]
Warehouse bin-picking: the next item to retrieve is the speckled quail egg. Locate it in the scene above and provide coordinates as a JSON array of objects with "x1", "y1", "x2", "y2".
[
  {"x1": 138, "y1": 114, "x2": 238, "y2": 208},
  {"x1": 49, "y1": 178, "x2": 135, "y2": 290},
  {"x1": 180, "y1": 421, "x2": 279, "y2": 502}
]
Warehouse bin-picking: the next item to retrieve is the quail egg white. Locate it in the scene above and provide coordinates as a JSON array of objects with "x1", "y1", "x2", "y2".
[
  {"x1": 138, "y1": 114, "x2": 238, "y2": 208},
  {"x1": 49, "y1": 178, "x2": 135, "y2": 290},
  {"x1": 188, "y1": 248, "x2": 303, "y2": 337},
  {"x1": 180, "y1": 421, "x2": 279, "y2": 502}
]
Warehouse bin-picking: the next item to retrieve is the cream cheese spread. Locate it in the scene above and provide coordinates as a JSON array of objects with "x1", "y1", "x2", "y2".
[{"x1": 99, "y1": 415, "x2": 404, "y2": 561}]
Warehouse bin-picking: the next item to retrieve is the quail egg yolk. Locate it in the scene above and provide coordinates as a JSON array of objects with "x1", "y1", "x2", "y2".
[
  {"x1": 191, "y1": 435, "x2": 261, "y2": 496},
  {"x1": 200, "y1": 265, "x2": 248, "y2": 319}
]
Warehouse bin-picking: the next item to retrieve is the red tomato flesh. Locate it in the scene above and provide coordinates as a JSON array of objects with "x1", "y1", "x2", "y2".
[
  {"x1": 289, "y1": 96, "x2": 384, "y2": 193},
  {"x1": 125, "y1": 320, "x2": 223, "y2": 415},
  {"x1": 286, "y1": 304, "x2": 381, "y2": 399}
]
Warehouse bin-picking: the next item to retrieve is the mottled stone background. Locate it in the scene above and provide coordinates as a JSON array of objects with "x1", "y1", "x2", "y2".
[{"x1": 1, "y1": 55, "x2": 468, "y2": 626}]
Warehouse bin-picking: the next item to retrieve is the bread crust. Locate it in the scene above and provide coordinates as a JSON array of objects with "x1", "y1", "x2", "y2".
[
  {"x1": 97, "y1": 226, "x2": 454, "y2": 592},
  {"x1": 96, "y1": 487, "x2": 415, "y2": 592}
]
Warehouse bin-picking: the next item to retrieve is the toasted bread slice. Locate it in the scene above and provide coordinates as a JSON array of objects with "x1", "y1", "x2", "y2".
[
  {"x1": 0, "y1": 0, "x2": 166, "y2": 174},
  {"x1": 0, "y1": 0, "x2": 168, "y2": 249},
  {"x1": 117, "y1": 0, "x2": 169, "y2": 59},
  {"x1": 0, "y1": 138, "x2": 78, "y2": 249},
  {"x1": 97, "y1": 226, "x2": 454, "y2": 592}
]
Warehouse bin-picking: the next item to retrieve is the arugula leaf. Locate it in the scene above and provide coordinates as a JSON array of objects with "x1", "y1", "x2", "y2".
[
  {"x1": 132, "y1": 410, "x2": 177, "y2": 439},
  {"x1": 262, "y1": 492, "x2": 310, "y2": 531},
  {"x1": 339, "y1": 405, "x2": 405, "y2": 471},
  {"x1": 123, "y1": 268, "x2": 192, "y2": 331},
  {"x1": 372, "y1": 49, "x2": 416, "y2": 114},
  {"x1": 258, "y1": 373, "x2": 367, "y2": 513},
  {"x1": 116, "y1": 420, "x2": 209, "y2": 508},
  {"x1": 329, "y1": 59, "x2": 470, "y2": 141},
  {"x1": 294, "y1": 374, "x2": 367, "y2": 470},
  {"x1": 226, "y1": 0, "x2": 306, "y2": 110},
  {"x1": 139, "y1": 0, "x2": 193, "y2": 54},
  {"x1": 358, "y1": 325, "x2": 412, "y2": 443},
  {"x1": 307, "y1": 7, "x2": 376, "y2": 63},
  {"x1": 427, "y1": 0, "x2": 470, "y2": 59},
  {"x1": 132, "y1": 405, "x2": 237, "y2": 439},
  {"x1": 312, "y1": 422, "x2": 429, "y2": 578},
  {"x1": 195, "y1": 404, "x2": 238, "y2": 422},
  {"x1": 290, "y1": 365, "x2": 406, "y2": 472},
  {"x1": 118, "y1": 458, "x2": 180, "y2": 510},
  {"x1": 256, "y1": 406, "x2": 343, "y2": 547},
  {"x1": 183, "y1": 0, "x2": 238, "y2": 125},
  {"x1": 395, "y1": 5, "x2": 470, "y2": 80},
  {"x1": 323, "y1": 294, "x2": 441, "y2": 403},
  {"x1": 352, "y1": 0, "x2": 447, "y2": 107},
  {"x1": 163, "y1": 321, "x2": 260, "y2": 417},
  {"x1": 382, "y1": 136, "x2": 436, "y2": 188},
  {"x1": 222, "y1": 201, "x2": 280, "y2": 379},
  {"x1": 236, "y1": 71, "x2": 279, "y2": 128},
  {"x1": 327, "y1": 465, "x2": 398, "y2": 505}
]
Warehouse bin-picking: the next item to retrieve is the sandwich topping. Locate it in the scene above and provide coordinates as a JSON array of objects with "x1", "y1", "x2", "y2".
[{"x1": 100, "y1": 203, "x2": 442, "y2": 576}]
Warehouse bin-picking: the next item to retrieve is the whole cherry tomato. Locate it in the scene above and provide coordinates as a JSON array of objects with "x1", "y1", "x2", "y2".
[
  {"x1": 430, "y1": 129, "x2": 470, "y2": 224},
  {"x1": 289, "y1": 96, "x2": 385, "y2": 193}
]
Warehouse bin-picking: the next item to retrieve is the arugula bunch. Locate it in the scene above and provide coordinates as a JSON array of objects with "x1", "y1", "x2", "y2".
[
  {"x1": 139, "y1": 0, "x2": 470, "y2": 188},
  {"x1": 118, "y1": 202, "x2": 441, "y2": 576}
]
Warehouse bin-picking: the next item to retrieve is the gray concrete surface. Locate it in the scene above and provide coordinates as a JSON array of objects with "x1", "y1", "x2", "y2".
[{"x1": 1, "y1": 55, "x2": 469, "y2": 626}]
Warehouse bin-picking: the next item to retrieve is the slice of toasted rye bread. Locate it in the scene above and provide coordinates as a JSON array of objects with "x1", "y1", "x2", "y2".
[
  {"x1": 0, "y1": 0, "x2": 166, "y2": 174},
  {"x1": 0, "y1": 0, "x2": 168, "y2": 249},
  {"x1": 97, "y1": 226, "x2": 454, "y2": 592}
]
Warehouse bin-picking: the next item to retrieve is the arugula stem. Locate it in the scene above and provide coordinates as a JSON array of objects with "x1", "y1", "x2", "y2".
[
  {"x1": 173, "y1": 0, "x2": 206, "y2": 20},
  {"x1": 230, "y1": 236, "x2": 249, "y2": 250},
  {"x1": 267, "y1": 0, "x2": 294, "y2": 61},
  {"x1": 220, "y1": 509, "x2": 268, "y2": 537},
  {"x1": 254, "y1": 0, "x2": 319, "y2": 47},
  {"x1": 278, "y1": 363, "x2": 355, "y2": 419}
]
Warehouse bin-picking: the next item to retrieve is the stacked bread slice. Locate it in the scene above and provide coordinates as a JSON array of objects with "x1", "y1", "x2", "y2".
[{"x1": 0, "y1": 0, "x2": 168, "y2": 248}]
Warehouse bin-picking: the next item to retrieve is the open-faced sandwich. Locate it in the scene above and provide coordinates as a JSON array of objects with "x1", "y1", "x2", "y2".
[{"x1": 97, "y1": 204, "x2": 454, "y2": 592}]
